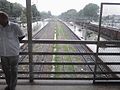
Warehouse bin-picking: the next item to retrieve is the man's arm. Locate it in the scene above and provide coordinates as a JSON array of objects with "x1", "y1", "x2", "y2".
[{"x1": 14, "y1": 23, "x2": 25, "y2": 42}]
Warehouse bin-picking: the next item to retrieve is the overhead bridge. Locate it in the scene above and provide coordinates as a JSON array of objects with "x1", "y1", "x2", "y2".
[{"x1": 0, "y1": 1, "x2": 120, "y2": 90}]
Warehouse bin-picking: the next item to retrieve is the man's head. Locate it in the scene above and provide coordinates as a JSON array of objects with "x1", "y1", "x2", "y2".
[{"x1": 0, "y1": 11, "x2": 9, "y2": 27}]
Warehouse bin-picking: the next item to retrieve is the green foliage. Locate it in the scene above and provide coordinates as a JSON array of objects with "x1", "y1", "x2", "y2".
[
  {"x1": 20, "y1": 10, "x2": 27, "y2": 23},
  {"x1": 31, "y1": 5, "x2": 52, "y2": 21},
  {"x1": 31, "y1": 4, "x2": 40, "y2": 17},
  {"x1": 82, "y1": 3, "x2": 99, "y2": 21},
  {"x1": 11, "y1": 3, "x2": 23, "y2": 17},
  {"x1": 0, "y1": 0, "x2": 23, "y2": 17},
  {"x1": 78, "y1": 10, "x2": 84, "y2": 18},
  {"x1": 59, "y1": 9, "x2": 77, "y2": 22},
  {"x1": 0, "y1": 0, "x2": 52, "y2": 22},
  {"x1": 0, "y1": 0, "x2": 11, "y2": 15},
  {"x1": 59, "y1": 3, "x2": 99, "y2": 22},
  {"x1": 40, "y1": 11, "x2": 52, "y2": 20}
]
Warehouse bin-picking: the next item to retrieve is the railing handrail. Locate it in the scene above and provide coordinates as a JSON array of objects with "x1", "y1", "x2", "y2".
[
  {"x1": 21, "y1": 39, "x2": 120, "y2": 48},
  {"x1": 21, "y1": 39, "x2": 120, "y2": 44},
  {"x1": 1, "y1": 41, "x2": 120, "y2": 82}
]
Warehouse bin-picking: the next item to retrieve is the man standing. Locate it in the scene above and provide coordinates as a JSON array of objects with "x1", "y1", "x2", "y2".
[{"x1": 0, "y1": 11, "x2": 25, "y2": 90}]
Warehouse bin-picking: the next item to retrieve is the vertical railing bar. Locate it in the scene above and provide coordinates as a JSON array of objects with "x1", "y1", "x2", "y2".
[
  {"x1": 26, "y1": 0, "x2": 33, "y2": 82},
  {"x1": 93, "y1": 3, "x2": 103, "y2": 83}
]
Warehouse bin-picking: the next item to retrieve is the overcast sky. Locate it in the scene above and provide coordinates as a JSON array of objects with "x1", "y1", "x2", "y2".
[{"x1": 7, "y1": 0, "x2": 120, "y2": 16}]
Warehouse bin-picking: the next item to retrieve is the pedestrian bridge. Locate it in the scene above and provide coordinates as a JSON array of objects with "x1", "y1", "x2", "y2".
[{"x1": 0, "y1": 1, "x2": 120, "y2": 90}]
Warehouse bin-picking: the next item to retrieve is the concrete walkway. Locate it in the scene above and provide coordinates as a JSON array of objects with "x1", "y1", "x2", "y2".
[
  {"x1": 0, "y1": 84, "x2": 120, "y2": 90},
  {"x1": 0, "y1": 80, "x2": 120, "y2": 90}
]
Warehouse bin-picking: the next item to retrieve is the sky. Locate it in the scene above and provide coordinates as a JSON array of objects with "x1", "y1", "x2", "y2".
[{"x1": 7, "y1": 0, "x2": 120, "y2": 16}]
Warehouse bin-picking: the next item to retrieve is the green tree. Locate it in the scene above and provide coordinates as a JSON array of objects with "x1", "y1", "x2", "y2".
[
  {"x1": 0, "y1": 0, "x2": 10, "y2": 14},
  {"x1": 31, "y1": 4, "x2": 40, "y2": 17},
  {"x1": 48, "y1": 11, "x2": 52, "y2": 16},
  {"x1": 20, "y1": 9, "x2": 27, "y2": 23},
  {"x1": 59, "y1": 9, "x2": 77, "y2": 22},
  {"x1": 83, "y1": 3, "x2": 99, "y2": 21},
  {"x1": 11, "y1": 3, "x2": 23, "y2": 17},
  {"x1": 76, "y1": 10, "x2": 85, "y2": 22},
  {"x1": 0, "y1": 0, "x2": 23, "y2": 17},
  {"x1": 31, "y1": 4, "x2": 41, "y2": 22},
  {"x1": 40, "y1": 11, "x2": 52, "y2": 20},
  {"x1": 78, "y1": 10, "x2": 84, "y2": 18}
]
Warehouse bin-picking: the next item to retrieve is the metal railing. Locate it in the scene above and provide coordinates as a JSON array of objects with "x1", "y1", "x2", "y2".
[
  {"x1": 1, "y1": 40, "x2": 120, "y2": 83},
  {"x1": 22, "y1": 39, "x2": 120, "y2": 81}
]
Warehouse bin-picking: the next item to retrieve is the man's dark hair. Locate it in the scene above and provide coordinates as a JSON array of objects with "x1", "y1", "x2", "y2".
[{"x1": 0, "y1": 11, "x2": 8, "y2": 20}]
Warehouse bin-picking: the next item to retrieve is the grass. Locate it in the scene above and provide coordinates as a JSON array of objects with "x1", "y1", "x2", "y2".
[{"x1": 53, "y1": 21, "x2": 80, "y2": 78}]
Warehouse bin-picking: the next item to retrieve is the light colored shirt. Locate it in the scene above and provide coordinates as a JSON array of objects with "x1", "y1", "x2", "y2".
[{"x1": 0, "y1": 22, "x2": 24, "y2": 56}]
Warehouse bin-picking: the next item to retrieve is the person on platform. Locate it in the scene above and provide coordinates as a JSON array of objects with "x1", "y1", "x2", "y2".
[{"x1": 0, "y1": 11, "x2": 25, "y2": 90}]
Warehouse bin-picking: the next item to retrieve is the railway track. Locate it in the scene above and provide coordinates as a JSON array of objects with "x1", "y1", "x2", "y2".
[
  {"x1": 60, "y1": 21, "x2": 114, "y2": 78},
  {"x1": 18, "y1": 19, "x2": 112, "y2": 79},
  {"x1": 19, "y1": 20, "x2": 55, "y2": 77}
]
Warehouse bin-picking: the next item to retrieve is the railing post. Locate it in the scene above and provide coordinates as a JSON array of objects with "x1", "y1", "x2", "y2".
[
  {"x1": 93, "y1": 3, "x2": 103, "y2": 83},
  {"x1": 26, "y1": 0, "x2": 33, "y2": 82}
]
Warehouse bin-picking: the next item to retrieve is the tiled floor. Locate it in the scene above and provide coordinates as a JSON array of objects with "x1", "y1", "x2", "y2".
[
  {"x1": 1, "y1": 84, "x2": 120, "y2": 90},
  {"x1": 0, "y1": 80, "x2": 120, "y2": 90}
]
